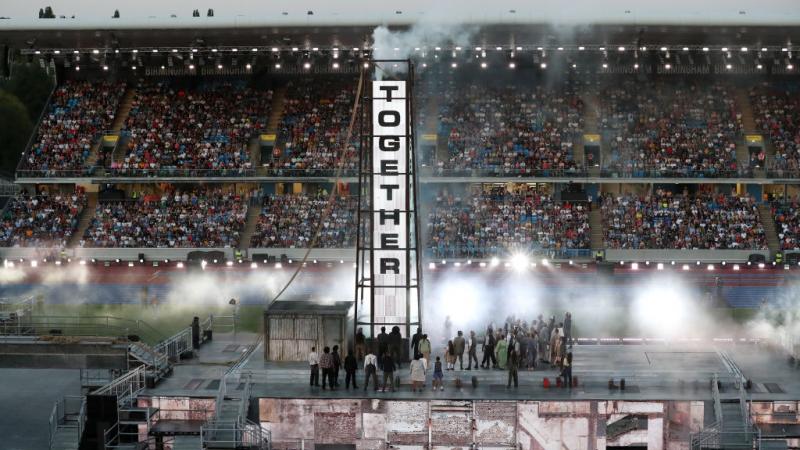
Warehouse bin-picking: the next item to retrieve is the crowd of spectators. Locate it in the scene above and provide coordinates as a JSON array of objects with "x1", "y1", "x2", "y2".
[
  {"x1": 250, "y1": 190, "x2": 357, "y2": 248},
  {"x1": 268, "y1": 78, "x2": 358, "y2": 175},
  {"x1": 598, "y1": 80, "x2": 742, "y2": 177},
  {"x1": 113, "y1": 81, "x2": 272, "y2": 175},
  {"x1": 427, "y1": 185, "x2": 590, "y2": 258},
  {"x1": 434, "y1": 81, "x2": 584, "y2": 175},
  {"x1": 773, "y1": 200, "x2": 800, "y2": 250},
  {"x1": 601, "y1": 189, "x2": 766, "y2": 249},
  {"x1": 750, "y1": 84, "x2": 800, "y2": 174},
  {"x1": 0, "y1": 188, "x2": 87, "y2": 247},
  {"x1": 82, "y1": 187, "x2": 248, "y2": 248},
  {"x1": 22, "y1": 81, "x2": 125, "y2": 175}
]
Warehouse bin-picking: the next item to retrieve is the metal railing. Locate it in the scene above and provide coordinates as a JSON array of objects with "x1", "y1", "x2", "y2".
[
  {"x1": 0, "y1": 314, "x2": 165, "y2": 344},
  {"x1": 92, "y1": 365, "x2": 147, "y2": 403},
  {"x1": 712, "y1": 373, "x2": 723, "y2": 426},
  {"x1": 153, "y1": 326, "x2": 192, "y2": 360},
  {"x1": 105, "y1": 167, "x2": 258, "y2": 178},
  {"x1": 48, "y1": 395, "x2": 86, "y2": 450},
  {"x1": 201, "y1": 417, "x2": 270, "y2": 450},
  {"x1": 128, "y1": 341, "x2": 170, "y2": 375}
]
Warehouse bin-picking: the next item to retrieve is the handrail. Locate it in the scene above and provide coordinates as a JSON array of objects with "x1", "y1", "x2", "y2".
[
  {"x1": 1, "y1": 314, "x2": 166, "y2": 343},
  {"x1": 238, "y1": 376, "x2": 252, "y2": 422},
  {"x1": 15, "y1": 82, "x2": 57, "y2": 177},
  {"x1": 153, "y1": 325, "x2": 192, "y2": 360},
  {"x1": 214, "y1": 373, "x2": 228, "y2": 419},
  {"x1": 712, "y1": 373, "x2": 723, "y2": 427},
  {"x1": 48, "y1": 400, "x2": 58, "y2": 450},
  {"x1": 92, "y1": 365, "x2": 147, "y2": 401}
]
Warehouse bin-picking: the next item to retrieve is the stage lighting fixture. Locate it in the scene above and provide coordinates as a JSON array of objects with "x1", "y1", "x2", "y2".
[
  {"x1": 128, "y1": 262, "x2": 134, "y2": 267},
  {"x1": 115, "y1": 258, "x2": 120, "y2": 263},
  {"x1": 480, "y1": 62, "x2": 487, "y2": 68},
  {"x1": 707, "y1": 264, "x2": 714, "y2": 271},
  {"x1": 79, "y1": 260, "x2": 87, "y2": 266},
  {"x1": 246, "y1": 64, "x2": 251, "y2": 69},
  {"x1": 634, "y1": 63, "x2": 639, "y2": 69},
  {"x1": 671, "y1": 261, "x2": 675, "y2": 265},
  {"x1": 602, "y1": 63, "x2": 608, "y2": 68},
  {"x1": 31, "y1": 260, "x2": 38, "y2": 268},
  {"x1": 620, "y1": 261, "x2": 624, "y2": 265},
  {"x1": 657, "y1": 263, "x2": 664, "y2": 270},
  {"x1": 758, "y1": 263, "x2": 765, "y2": 269},
  {"x1": 250, "y1": 262, "x2": 258, "y2": 269},
  {"x1": 55, "y1": 260, "x2": 61, "y2": 266},
  {"x1": 226, "y1": 261, "x2": 233, "y2": 267},
  {"x1": 428, "y1": 262, "x2": 436, "y2": 269},
  {"x1": 733, "y1": 264, "x2": 740, "y2": 271},
  {"x1": 490, "y1": 257, "x2": 500, "y2": 267},
  {"x1": 275, "y1": 262, "x2": 282, "y2": 269},
  {"x1": 275, "y1": 63, "x2": 281, "y2": 69},
  {"x1": 451, "y1": 62, "x2": 458, "y2": 68},
  {"x1": 757, "y1": 64, "x2": 763, "y2": 69},
  {"x1": 454, "y1": 262, "x2": 461, "y2": 267},
  {"x1": 103, "y1": 65, "x2": 108, "y2": 71},
  {"x1": 288, "y1": 259, "x2": 293, "y2": 264},
  {"x1": 569, "y1": 260, "x2": 574, "y2": 265},
  {"x1": 721, "y1": 47, "x2": 728, "y2": 52},
  {"x1": 665, "y1": 64, "x2": 672, "y2": 69},
  {"x1": 682, "y1": 264, "x2": 690, "y2": 271},
  {"x1": 479, "y1": 262, "x2": 487, "y2": 268},
  {"x1": 363, "y1": 62, "x2": 370, "y2": 68},
  {"x1": 177, "y1": 262, "x2": 184, "y2": 268},
  {"x1": 508, "y1": 62, "x2": 515, "y2": 68},
  {"x1": 75, "y1": 66, "x2": 80, "y2": 71},
  {"x1": 696, "y1": 261, "x2": 701, "y2": 265},
  {"x1": 788, "y1": 64, "x2": 794, "y2": 70},
  {"x1": 631, "y1": 263, "x2": 638, "y2": 270},
  {"x1": 541, "y1": 259, "x2": 549, "y2": 266},
  {"x1": 511, "y1": 254, "x2": 529, "y2": 271},
  {"x1": 540, "y1": 62, "x2": 546, "y2": 68},
  {"x1": 189, "y1": 64, "x2": 195, "y2": 70},
  {"x1": 332, "y1": 62, "x2": 339, "y2": 69},
  {"x1": 303, "y1": 62, "x2": 311, "y2": 69},
  {"x1": 466, "y1": 260, "x2": 472, "y2": 265},
  {"x1": 339, "y1": 260, "x2": 344, "y2": 264},
  {"x1": 702, "y1": 47, "x2": 709, "y2": 52}
]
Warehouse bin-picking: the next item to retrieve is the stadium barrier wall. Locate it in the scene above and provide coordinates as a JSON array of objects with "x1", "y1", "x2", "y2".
[{"x1": 604, "y1": 249, "x2": 771, "y2": 263}]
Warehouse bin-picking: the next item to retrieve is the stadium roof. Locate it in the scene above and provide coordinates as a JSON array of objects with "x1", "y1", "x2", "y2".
[
  {"x1": 0, "y1": 0, "x2": 798, "y2": 50},
  {"x1": 1, "y1": 0, "x2": 799, "y2": 29}
]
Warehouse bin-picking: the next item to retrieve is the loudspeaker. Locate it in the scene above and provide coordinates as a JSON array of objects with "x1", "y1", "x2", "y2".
[
  {"x1": 786, "y1": 253, "x2": 800, "y2": 265},
  {"x1": 748, "y1": 253, "x2": 766, "y2": 264},
  {"x1": 620, "y1": 378, "x2": 626, "y2": 390},
  {"x1": 394, "y1": 375, "x2": 400, "y2": 389},
  {"x1": 471, "y1": 376, "x2": 478, "y2": 388},
  {"x1": 138, "y1": 253, "x2": 145, "y2": 262}
]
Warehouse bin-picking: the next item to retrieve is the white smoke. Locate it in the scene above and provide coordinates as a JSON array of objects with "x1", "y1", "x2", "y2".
[{"x1": 371, "y1": 22, "x2": 478, "y2": 77}]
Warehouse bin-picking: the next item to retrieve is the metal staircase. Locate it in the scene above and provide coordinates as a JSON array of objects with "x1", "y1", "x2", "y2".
[
  {"x1": 48, "y1": 396, "x2": 86, "y2": 450},
  {"x1": 202, "y1": 375, "x2": 270, "y2": 450},
  {"x1": 127, "y1": 341, "x2": 172, "y2": 380},
  {"x1": 691, "y1": 373, "x2": 761, "y2": 450},
  {"x1": 589, "y1": 208, "x2": 604, "y2": 252}
]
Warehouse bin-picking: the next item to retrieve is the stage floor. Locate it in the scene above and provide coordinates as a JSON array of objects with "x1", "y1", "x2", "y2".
[{"x1": 143, "y1": 333, "x2": 800, "y2": 402}]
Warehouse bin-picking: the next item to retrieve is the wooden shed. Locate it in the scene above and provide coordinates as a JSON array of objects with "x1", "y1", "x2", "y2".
[{"x1": 263, "y1": 301, "x2": 352, "y2": 362}]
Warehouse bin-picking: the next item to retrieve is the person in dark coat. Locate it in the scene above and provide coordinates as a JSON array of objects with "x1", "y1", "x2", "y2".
[
  {"x1": 507, "y1": 348, "x2": 519, "y2": 388},
  {"x1": 376, "y1": 327, "x2": 389, "y2": 370},
  {"x1": 453, "y1": 330, "x2": 466, "y2": 370},
  {"x1": 481, "y1": 326, "x2": 497, "y2": 369},
  {"x1": 331, "y1": 345, "x2": 341, "y2": 387},
  {"x1": 389, "y1": 326, "x2": 403, "y2": 368},
  {"x1": 411, "y1": 327, "x2": 423, "y2": 359},
  {"x1": 381, "y1": 352, "x2": 396, "y2": 392},
  {"x1": 564, "y1": 312, "x2": 572, "y2": 345},
  {"x1": 355, "y1": 327, "x2": 366, "y2": 361},
  {"x1": 344, "y1": 350, "x2": 358, "y2": 389}
]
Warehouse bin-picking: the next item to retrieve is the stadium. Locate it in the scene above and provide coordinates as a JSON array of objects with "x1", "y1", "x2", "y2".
[{"x1": 0, "y1": 0, "x2": 799, "y2": 449}]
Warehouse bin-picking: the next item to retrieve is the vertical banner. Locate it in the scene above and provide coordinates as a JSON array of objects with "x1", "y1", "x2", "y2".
[{"x1": 372, "y1": 81, "x2": 408, "y2": 330}]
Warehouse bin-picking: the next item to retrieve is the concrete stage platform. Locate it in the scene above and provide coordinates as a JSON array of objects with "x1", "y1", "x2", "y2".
[{"x1": 143, "y1": 332, "x2": 800, "y2": 402}]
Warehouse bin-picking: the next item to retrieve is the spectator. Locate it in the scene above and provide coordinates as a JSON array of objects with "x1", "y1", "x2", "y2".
[
  {"x1": 599, "y1": 80, "x2": 742, "y2": 177},
  {"x1": 409, "y1": 355, "x2": 426, "y2": 392},
  {"x1": 83, "y1": 186, "x2": 247, "y2": 248},
  {"x1": 344, "y1": 350, "x2": 358, "y2": 389},
  {"x1": 22, "y1": 81, "x2": 126, "y2": 176},
  {"x1": 602, "y1": 189, "x2": 767, "y2": 250},
  {"x1": 0, "y1": 188, "x2": 87, "y2": 247},
  {"x1": 363, "y1": 350, "x2": 378, "y2": 392},
  {"x1": 308, "y1": 347, "x2": 319, "y2": 387},
  {"x1": 250, "y1": 191, "x2": 356, "y2": 248},
  {"x1": 432, "y1": 81, "x2": 583, "y2": 176},
  {"x1": 381, "y1": 352, "x2": 396, "y2": 393},
  {"x1": 116, "y1": 81, "x2": 272, "y2": 175},
  {"x1": 428, "y1": 185, "x2": 589, "y2": 259},
  {"x1": 431, "y1": 356, "x2": 444, "y2": 391}
]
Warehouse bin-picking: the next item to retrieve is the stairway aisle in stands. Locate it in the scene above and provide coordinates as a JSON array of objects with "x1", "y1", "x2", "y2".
[
  {"x1": 757, "y1": 203, "x2": 780, "y2": 257},
  {"x1": 735, "y1": 86, "x2": 771, "y2": 175},
  {"x1": 582, "y1": 92, "x2": 600, "y2": 175},
  {"x1": 110, "y1": 88, "x2": 138, "y2": 166},
  {"x1": 589, "y1": 207, "x2": 604, "y2": 252},
  {"x1": 257, "y1": 84, "x2": 288, "y2": 173},
  {"x1": 66, "y1": 192, "x2": 98, "y2": 248},
  {"x1": 85, "y1": 87, "x2": 136, "y2": 172},
  {"x1": 239, "y1": 202, "x2": 262, "y2": 251}
]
